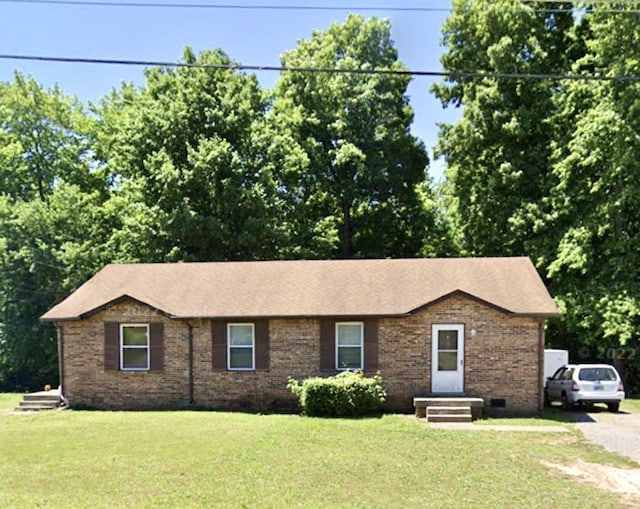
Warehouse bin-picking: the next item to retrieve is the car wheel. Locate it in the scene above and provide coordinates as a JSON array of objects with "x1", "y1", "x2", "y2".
[
  {"x1": 607, "y1": 402, "x2": 620, "y2": 413},
  {"x1": 561, "y1": 392, "x2": 573, "y2": 411}
]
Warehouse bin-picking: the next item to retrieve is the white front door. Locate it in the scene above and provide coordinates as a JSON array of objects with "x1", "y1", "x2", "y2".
[{"x1": 431, "y1": 324, "x2": 464, "y2": 393}]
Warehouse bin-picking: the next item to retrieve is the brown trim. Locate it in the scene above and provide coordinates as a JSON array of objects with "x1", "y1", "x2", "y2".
[
  {"x1": 72, "y1": 294, "x2": 175, "y2": 321},
  {"x1": 537, "y1": 319, "x2": 545, "y2": 412},
  {"x1": 511, "y1": 312, "x2": 560, "y2": 318},
  {"x1": 319, "y1": 319, "x2": 335, "y2": 371},
  {"x1": 410, "y1": 290, "x2": 514, "y2": 317},
  {"x1": 149, "y1": 322, "x2": 164, "y2": 371},
  {"x1": 363, "y1": 319, "x2": 379, "y2": 371},
  {"x1": 104, "y1": 322, "x2": 119, "y2": 370},
  {"x1": 254, "y1": 320, "x2": 270, "y2": 370},
  {"x1": 188, "y1": 324, "x2": 194, "y2": 404},
  {"x1": 57, "y1": 324, "x2": 64, "y2": 396},
  {"x1": 45, "y1": 308, "x2": 559, "y2": 323},
  {"x1": 211, "y1": 320, "x2": 227, "y2": 371}
]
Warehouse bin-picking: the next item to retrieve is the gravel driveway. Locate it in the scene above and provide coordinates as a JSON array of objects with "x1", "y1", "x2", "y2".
[{"x1": 573, "y1": 408, "x2": 640, "y2": 464}]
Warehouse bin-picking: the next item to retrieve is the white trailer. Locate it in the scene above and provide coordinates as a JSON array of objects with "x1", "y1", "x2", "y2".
[{"x1": 544, "y1": 349, "x2": 569, "y2": 382}]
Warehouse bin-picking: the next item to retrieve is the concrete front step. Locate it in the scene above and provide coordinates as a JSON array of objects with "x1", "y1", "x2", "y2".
[
  {"x1": 428, "y1": 413, "x2": 472, "y2": 423},
  {"x1": 23, "y1": 393, "x2": 61, "y2": 402},
  {"x1": 414, "y1": 396, "x2": 483, "y2": 420},
  {"x1": 15, "y1": 390, "x2": 62, "y2": 411},
  {"x1": 17, "y1": 402, "x2": 60, "y2": 411},
  {"x1": 427, "y1": 406, "x2": 472, "y2": 416},
  {"x1": 426, "y1": 405, "x2": 472, "y2": 423}
]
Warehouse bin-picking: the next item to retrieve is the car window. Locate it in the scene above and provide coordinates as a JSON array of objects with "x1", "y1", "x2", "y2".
[
  {"x1": 551, "y1": 367, "x2": 565, "y2": 380},
  {"x1": 562, "y1": 368, "x2": 574, "y2": 381},
  {"x1": 578, "y1": 367, "x2": 617, "y2": 381}
]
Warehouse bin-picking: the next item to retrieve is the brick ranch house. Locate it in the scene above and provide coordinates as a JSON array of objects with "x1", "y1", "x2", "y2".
[{"x1": 41, "y1": 257, "x2": 558, "y2": 413}]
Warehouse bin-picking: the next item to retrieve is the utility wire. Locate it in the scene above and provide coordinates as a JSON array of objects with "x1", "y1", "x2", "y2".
[
  {"x1": 0, "y1": 0, "x2": 618, "y2": 13},
  {"x1": 0, "y1": 0, "x2": 453, "y2": 11},
  {"x1": 2, "y1": 0, "x2": 637, "y2": 14},
  {"x1": 1, "y1": 53, "x2": 640, "y2": 82}
]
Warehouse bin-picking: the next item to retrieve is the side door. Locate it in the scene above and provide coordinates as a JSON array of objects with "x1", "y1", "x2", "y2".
[
  {"x1": 546, "y1": 367, "x2": 566, "y2": 400},
  {"x1": 431, "y1": 324, "x2": 464, "y2": 393}
]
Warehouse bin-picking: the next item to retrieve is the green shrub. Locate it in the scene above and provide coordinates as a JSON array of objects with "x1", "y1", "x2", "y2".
[{"x1": 287, "y1": 371, "x2": 386, "y2": 417}]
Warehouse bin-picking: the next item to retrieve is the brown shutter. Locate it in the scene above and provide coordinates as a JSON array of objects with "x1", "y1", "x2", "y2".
[
  {"x1": 212, "y1": 320, "x2": 227, "y2": 371},
  {"x1": 104, "y1": 322, "x2": 119, "y2": 371},
  {"x1": 149, "y1": 322, "x2": 164, "y2": 371},
  {"x1": 254, "y1": 320, "x2": 270, "y2": 370},
  {"x1": 320, "y1": 319, "x2": 335, "y2": 371},
  {"x1": 364, "y1": 319, "x2": 379, "y2": 372}
]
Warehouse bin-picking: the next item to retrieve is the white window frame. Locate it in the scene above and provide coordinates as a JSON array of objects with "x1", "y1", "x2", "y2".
[
  {"x1": 335, "y1": 321, "x2": 364, "y2": 371},
  {"x1": 227, "y1": 323, "x2": 255, "y2": 371},
  {"x1": 120, "y1": 323, "x2": 150, "y2": 371}
]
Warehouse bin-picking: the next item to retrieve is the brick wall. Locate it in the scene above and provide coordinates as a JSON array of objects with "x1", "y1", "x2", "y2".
[
  {"x1": 60, "y1": 295, "x2": 542, "y2": 414},
  {"x1": 192, "y1": 318, "x2": 321, "y2": 410},
  {"x1": 61, "y1": 301, "x2": 190, "y2": 409},
  {"x1": 379, "y1": 296, "x2": 541, "y2": 414}
]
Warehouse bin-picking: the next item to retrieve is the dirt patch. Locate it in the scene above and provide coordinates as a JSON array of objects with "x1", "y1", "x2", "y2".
[{"x1": 543, "y1": 459, "x2": 640, "y2": 502}]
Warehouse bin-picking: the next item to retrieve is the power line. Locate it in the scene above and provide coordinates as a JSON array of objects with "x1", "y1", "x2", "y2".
[
  {"x1": 0, "y1": 0, "x2": 622, "y2": 13},
  {"x1": 1, "y1": 53, "x2": 640, "y2": 82},
  {"x1": 0, "y1": 0, "x2": 452, "y2": 12},
  {"x1": 2, "y1": 0, "x2": 638, "y2": 15},
  {"x1": 2, "y1": 0, "x2": 637, "y2": 14}
]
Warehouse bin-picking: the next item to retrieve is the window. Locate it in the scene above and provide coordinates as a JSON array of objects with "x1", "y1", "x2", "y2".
[
  {"x1": 436, "y1": 329, "x2": 459, "y2": 371},
  {"x1": 120, "y1": 324, "x2": 149, "y2": 371},
  {"x1": 228, "y1": 323, "x2": 255, "y2": 370},
  {"x1": 579, "y1": 367, "x2": 617, "y2": 382},
  {"x1": 336, "y1": 322, "x2": 363, "y2": 370}
]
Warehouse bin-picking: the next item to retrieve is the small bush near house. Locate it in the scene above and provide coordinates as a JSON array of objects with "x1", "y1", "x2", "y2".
[{"x1": 287, "y1": 370, "x2": 386, "y2": 417}]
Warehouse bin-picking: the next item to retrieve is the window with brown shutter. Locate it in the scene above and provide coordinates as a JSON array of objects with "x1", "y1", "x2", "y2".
[
  {"x1": 149, "y1": 322, "x2": 164, "y2": 371},
  {"x1": 211, "y1": 320, "x2": 227, "y2": 371},
  {"x1": 320, "y1": 319, "x2": 378, "y2": 372},
  {"x1": 364, "y1": 319, "x2": 379, "y2": 371},
  {"x1": 104, "y1": 322, "x2": 119, "y2": 371},
  {"x1": 254, "y1": 320, "x2": 270, "y2": 370},
  {"x1": 120, "y1": 324, "x2": 150, "y2": 370},
  {"x1": 319, "y1": 319, "x2": 335, "y2": 371},
  {"x1": 104, "y1": 322, "x2": 164, "y2": 372}
]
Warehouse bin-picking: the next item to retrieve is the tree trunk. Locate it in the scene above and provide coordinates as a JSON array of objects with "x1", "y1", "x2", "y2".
[{"x1": 341, "y1": 203, "x2": 353, "y2": 258}]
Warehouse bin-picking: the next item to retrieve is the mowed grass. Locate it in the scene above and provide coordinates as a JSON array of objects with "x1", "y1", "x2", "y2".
[
  {"x1": 0, "y1": 396, "x2": 632, "y2": 508},
  {"x1": 623, "y1": 398, "x2": 640, "y2": 414}
]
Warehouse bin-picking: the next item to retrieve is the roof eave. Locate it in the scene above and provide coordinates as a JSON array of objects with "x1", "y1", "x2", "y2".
[
  {"x1": 408, "y1": 289, "x2": 516, "y2": 316},
  {"x1": 40, "y1": 294, "x2": 176, "y2": 323}
]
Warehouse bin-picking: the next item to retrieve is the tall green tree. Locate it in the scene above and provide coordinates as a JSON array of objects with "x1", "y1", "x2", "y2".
[
  {"x1": 0, "y1": 73, "x2": 101, "y2": 201},
  {"x1": 543, "y1": 4, "x2": 640, "y2": 356},
  {"x1": 434, "y1": 0, "x2": 576, "y2": 256},
  {"x1": 94, "y1": 48, "x2": 285, "y2": 262},
  {"x1": 0, "y1": 74, "x2": 107, "y2": 390},
  {"x1": 435, "y1": 1, "x2": 640, "y2": 382},
  {"x1": 271, "y1": 14, "x2": 444, "y2": 259}
]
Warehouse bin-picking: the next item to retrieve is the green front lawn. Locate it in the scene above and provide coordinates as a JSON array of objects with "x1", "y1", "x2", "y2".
[
  {"x1": 0, "y1": 392, "x2": 22, "y2": 412},
  {"x1": 0, "y1": 396, "x2": 633, "y2": 508},
  {"x1": 623, "y1": 398, "x2": 640, "y2": 414}
]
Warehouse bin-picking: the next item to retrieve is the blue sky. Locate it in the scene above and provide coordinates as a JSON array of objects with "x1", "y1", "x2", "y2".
[{"x1": 0, "y1": 0, "x2": 461, "y2": 181}]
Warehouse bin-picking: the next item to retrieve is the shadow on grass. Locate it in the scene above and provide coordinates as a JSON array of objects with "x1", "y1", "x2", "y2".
[
  {"x1": 479, "y1": 405, "x2": 597, "y2": 425},
  {"x1": 541, "y1": 405, "x2": 596, "y2": 423},
  {"x1": 541, "y1": 403, "x2": 635, "y2": 423}
]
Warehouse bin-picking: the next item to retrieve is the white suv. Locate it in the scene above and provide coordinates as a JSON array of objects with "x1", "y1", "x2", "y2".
[{"x1": 545, "y1": 364, "x2": 625, "y2": 412}]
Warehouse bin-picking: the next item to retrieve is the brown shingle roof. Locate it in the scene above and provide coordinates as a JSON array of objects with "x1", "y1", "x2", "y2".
[{"x1": 40, "y1": 257, "x2": 558, "y2": 321}]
